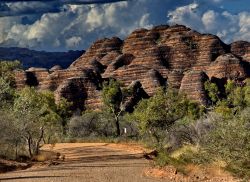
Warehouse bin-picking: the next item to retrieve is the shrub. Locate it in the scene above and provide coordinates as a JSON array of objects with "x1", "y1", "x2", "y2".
[
  {"x1": 0, "y1": 109, "x2": 24, "y2": 159},
  {"x1": 68, "y1": 111, "x2": 116, "y2": 138},
  {"x1": 131, "y1": 88, "x2": 204, "y2": 149},
  {"x1": 179, "y1": 108, "x2": 250, "y2": 179}
]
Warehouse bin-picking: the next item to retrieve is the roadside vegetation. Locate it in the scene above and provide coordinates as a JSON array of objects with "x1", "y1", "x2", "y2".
[
  {"x1": 0, "y1": 60, "x2": 250, "y2": 179},
  {"x1": 0, "y1": 61, "x2": 71, "y2": 159}
]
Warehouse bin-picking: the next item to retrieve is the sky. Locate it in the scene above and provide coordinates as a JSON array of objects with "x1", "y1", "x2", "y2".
[{"x1": 0, "y1": 0, "x2": 249, "y2": 52}]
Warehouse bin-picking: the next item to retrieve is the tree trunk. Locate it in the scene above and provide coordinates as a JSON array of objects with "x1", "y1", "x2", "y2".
[
  {"x1": 35, "y1": 127, "x2": 44, "y2": 155},
  {"x1": 15, "y1": 141, "x2": 18, "y2": 160},
  {"x1": 115, "y1": 116, "x2": 120, "y2": 136},
  {"x1": 27, "y1": 136, "x2": 32, "y2": 157}
]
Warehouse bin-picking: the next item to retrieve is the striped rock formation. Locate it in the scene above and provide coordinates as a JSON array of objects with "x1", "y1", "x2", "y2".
[{"x1": 15, "y1": 25, "x2": 250, "y2": 110}]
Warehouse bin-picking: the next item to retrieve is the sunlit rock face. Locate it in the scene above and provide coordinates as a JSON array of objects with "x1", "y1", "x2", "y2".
[
  {"x1": 230, "y1": 41, "x2": 250, "y2": 63},
  {"x1": 15, "y1": 25, "x2": 250, "y2": 110}
]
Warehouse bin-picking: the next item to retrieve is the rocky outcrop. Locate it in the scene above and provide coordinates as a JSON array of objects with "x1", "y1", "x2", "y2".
[
  {"x1": 180, "y1": 71, "x2": 209, "y2": 105},
  {"x1": 14, "y1": 25, "x2": 250, "y2": 110},
  {"x1": 206, "y1": 54, "x2": 246, "y2": 79},
  {"x1": 122, "y1": 81, "x2": 149, "y2": 112},
  {"x1": 230, "y1": 41, "x2": 250, "y2": 62},
  {"x1": 54, "y1": 70, "x2": 102, "y2": 111}
]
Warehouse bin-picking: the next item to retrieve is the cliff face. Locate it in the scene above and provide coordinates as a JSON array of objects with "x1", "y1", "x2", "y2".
[{"x1": 15, "y1": 25, "x2": 250, "y2": 110}]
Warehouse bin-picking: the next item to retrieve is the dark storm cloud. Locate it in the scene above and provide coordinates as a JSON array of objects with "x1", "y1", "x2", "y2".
[
  {"x1": 0, "y1": 0, "x2": 129, "y2": 16},
  {"x1": 0, "y1": 0, "x2": 128, "y2": 4}
]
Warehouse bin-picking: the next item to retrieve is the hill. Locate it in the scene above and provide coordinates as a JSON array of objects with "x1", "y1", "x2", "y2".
[
  {"x1": 14, "y1": 24, "x2": 250, "y2": 110},
  {"x1": 0, "y1": 47, "x2": 84, "y2": 69}
]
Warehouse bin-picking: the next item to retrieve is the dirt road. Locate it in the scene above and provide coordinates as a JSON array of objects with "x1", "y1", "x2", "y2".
[{"x1": 0, "y1": 143, "x2": 166, "y2": 182}]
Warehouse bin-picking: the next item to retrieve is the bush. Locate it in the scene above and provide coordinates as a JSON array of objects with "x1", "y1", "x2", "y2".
[
  {"x1": 179, "y1": 108, "x2": 250, "y2": 179},
  {"x1": 160, "y1": 112, "x2": 215, "y2": 152},
  {"x1": 68, "y1": 112, "x2": 116, "y2": 138},
  {"x1": 0, "y1": 109, "x2": 25, "y2": 159},
  {"x1": 68, "y1": 111, "x2": 140, "y2": 141}
]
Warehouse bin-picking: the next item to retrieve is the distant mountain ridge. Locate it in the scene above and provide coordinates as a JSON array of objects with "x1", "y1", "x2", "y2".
[{"x1": 0, "y1": 47, "x2": 84, "y2": 69}]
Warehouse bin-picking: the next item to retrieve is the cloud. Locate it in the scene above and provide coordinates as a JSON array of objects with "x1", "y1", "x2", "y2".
[
  {"x1": 235, "y1": 12, "x2": 250, "y2": 41},
  {"x1": 0, "y1": 0, "x2": 129, "y2": 16},
  {"x1": 0, "y1": 1, "x2": 157, "y2": 51},
  {"x1": 66, "y1": 36, "x2": 82, "y2": 48},
  {"x1": 168, "y1": 3, "x2": 203, "y2": 31},
  {"x1": 0, "y1": 0, "x2": 187, "y2": 51},
  {"x1": 0, "y1": 0, "x2": 249, "y2": 51},
  {"x1": 0, "y1": 2, "x2": 60, "y2": 17},
  {"x1": 168, "y1": 2, "x2": 250, "y2": 43}
]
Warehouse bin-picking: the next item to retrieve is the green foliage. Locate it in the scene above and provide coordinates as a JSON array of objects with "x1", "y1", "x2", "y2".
[
  {"x1": 214, "y1": 100, "x2": 233, "y2": 118},
  {"x1": 13, "y1": 87, "x2": 62, "y2": 156},
  {"x1": 56, "y1": 97, "x2": 73, "y2": 130},
  {"x1": 155, "y1": 151, "x2": 173, "y2": 167},
  {"x1": 155, "y1": 150, "x2": 187, "y2": 174},
  {"x1": 200, "y1": 108, "x2": 250, "y2": 178},
  {"x1": 0, "y1": 109, "x2": 22, "y2": 159},
  {"x1": 0, "y1": 85, "x2": 68, "y2": 158},
  {"x1": 185, "y1": 101, "x2": 205, "y2": 120},
  {"x1": 245, "y1": 79, "x2": 250, "y2": 106},
  {"x1": 0, "y1": 77, "x2": 15, "y2": 107},
  {"x1": 0, "y1": 60, "x2": 21, "y2": 85},
  {"x1": 102, "y1": 79, "x2": 122, "y2": 112},
  {"x1": 0, "y1": 61, "x2": 21, "y2": 107},
  {"x1": 225, "y1": 79, "x2": 246, "y2": 109},
  {"x1": 204, "y1": 80, "x2": 219, "y2": 104},
  {"x1": 102, "y1": 79, "x2": 124, "y2": 136},
  {"x1": 178, "y1": 108, "x2": 250, "y2": 179},
  {"x1": 69, "y1": 111, "x2": 116, "y2": 138},
  {"x1": 131, "y1": 88, "x2": 204, "y2": 147},
  {"x1": 215, "y1": 79, "x2": 250, "y2": 116}
]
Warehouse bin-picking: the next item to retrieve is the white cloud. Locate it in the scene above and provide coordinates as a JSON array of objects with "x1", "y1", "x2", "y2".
[
  {"x1": 0, "y1": 0, "x2": 249, "y2": 51},
  {"x1": 0, "y1": 1, "x2": 156, "y2": 51},
  {"x1": 86, "y1": 7, "x2": 104, "y2": 32},
  {"x1": 168, "y1": 3, "x2": 250, "y2": 43},
  {"x1": 202, "y1": 10, "x2": 217, "y2": 30},
  {"x1": 168, "y1": 3, "x2": 204, "y2": 31},
  {"x1": 235, "y1": 12, "x2": 250, "y2": 41},
  {"x1": 66, "y1": 36, "x2": 82, "y2": 48},
  {"x1": 139, "y1": 13, "x2": 152, "y2": 28}
]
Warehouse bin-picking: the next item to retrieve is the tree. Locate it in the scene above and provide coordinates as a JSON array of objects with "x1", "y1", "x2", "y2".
[
  {"x1": 204, "y1": 80, "x2": 219, "y2": 105},
  {"x1": 0, "y1": 60, "x2": 21, "y2": 85},
  {"x1": 0, "y1": 109, "x2": 23, "y2": 159},
  {"x1": 0, "y1": 60, "x2": 21, "y2": 107},
  {"x1": 0, "y1": 77, "x2": 15, "y2": 108},
  {"x1": 215, "y1": 79, "x2": 250, "y2": 117},
  {"x1": 56, "y1": 97, "x2": 73, "y2": 133},
  {"x1": 131, "y1": 88, "x2": 202, "y2": 147},
  {"x1": 102, "y1": 79, "x2": 128, "y2": 136},
  {"x1": 0, "y1": 60, "x2": 23, "y2": 158},
  {"x1": 13, "y1": 87, "x2": 62, "y2": 157}
]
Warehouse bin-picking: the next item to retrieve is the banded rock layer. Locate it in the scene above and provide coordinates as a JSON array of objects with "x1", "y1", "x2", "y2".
[{"x1": 15, "y1": 25, "x2": 250, "y2": 110}]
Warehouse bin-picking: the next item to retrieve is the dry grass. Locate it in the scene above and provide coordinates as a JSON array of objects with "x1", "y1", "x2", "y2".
[
  {"x1": 145, "y1": 163, "x2": 240, "y2": 182},
  {"x1": 170, "y1": 144, "x2": 199, "y2": 159}
]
